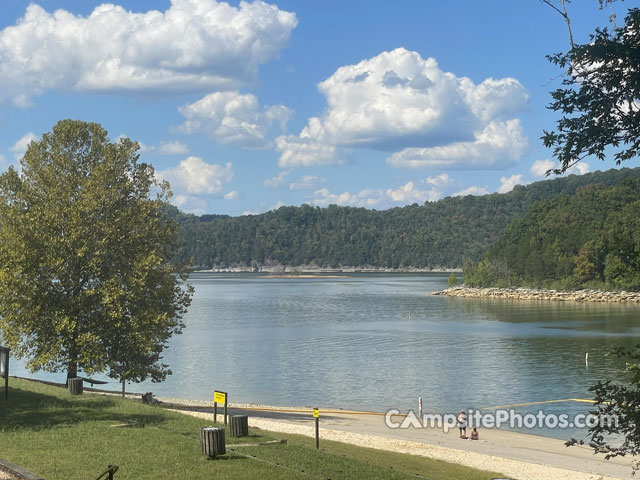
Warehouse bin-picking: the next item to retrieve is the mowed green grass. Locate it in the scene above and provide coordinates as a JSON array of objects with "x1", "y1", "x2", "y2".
[{"x1": 0, "y1": 379, "x2": 505, "y2": 480}]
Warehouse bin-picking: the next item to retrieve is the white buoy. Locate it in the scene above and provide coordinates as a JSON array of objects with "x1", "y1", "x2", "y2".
[{"x1": 585, "y1": 352, "x2": 589, "y2": 362}]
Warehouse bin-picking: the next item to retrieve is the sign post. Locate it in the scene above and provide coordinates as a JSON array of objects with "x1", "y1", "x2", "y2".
[
  {"x1": 0, "y1": 346, "x2": 8, "y2": 401},
  {"x1": 214, "y1": 391, "x2": 228, "y2": 425},
  {"x1": 313, "y1": 407, "x2": 319, "y2": 449}
]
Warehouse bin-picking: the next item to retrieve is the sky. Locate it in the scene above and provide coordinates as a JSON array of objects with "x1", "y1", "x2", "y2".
[{"x1": 0, "y1": 0, "x2": 632, "y2": 216}]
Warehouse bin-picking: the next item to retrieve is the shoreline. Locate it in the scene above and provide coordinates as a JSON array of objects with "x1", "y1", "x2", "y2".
[
  {"x1": 195, "y1": 265, "x2": 462, "y2": 274},
  {"x1": 10, "y1": 378, "x2": 634, "y2": 479},
  {"x1": 159, "y1": 396, "x2": 634, "y2": 480},
  {"x1": 432, "y1": 286, "x2": 640, "y2": 304}
]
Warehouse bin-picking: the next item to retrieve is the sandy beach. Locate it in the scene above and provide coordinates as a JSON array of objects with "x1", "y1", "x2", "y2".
[
  {"x1": 7, "y1": 378, "x2": 635, "y2": 479},
  {"x1": 159, "y1": 398, "x2": 636, "y2": 480}
]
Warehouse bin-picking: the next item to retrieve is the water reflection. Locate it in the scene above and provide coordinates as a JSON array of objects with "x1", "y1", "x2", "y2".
[{"x1": 9, "y1": 273, "x2": 640, "y2": 439}]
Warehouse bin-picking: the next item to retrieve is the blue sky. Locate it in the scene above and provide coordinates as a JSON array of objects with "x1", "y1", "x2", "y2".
[{"x1": 0, "y1": 1, "x2": 630, "y2": 215}]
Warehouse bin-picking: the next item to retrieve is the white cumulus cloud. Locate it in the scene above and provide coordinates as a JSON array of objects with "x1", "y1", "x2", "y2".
[
  {"x1": 173, "y1": 195, "x2": 208, "y2": 215},
  {"x1": 276, "y1": 48, "x2": 528, "y2": 168},
  {"x1": 289, "y1": 175, "x2": 324, "y2": 191},
  {"x1": 311, "y1": 188, "x2": 385, "y2": 208},
  {"x1": 158, "y1": 141, "x2": 189, "y2": 155},
  {"x1": 311, "y1": 180, "x2": 445, "y2": 208},
  {"x1": 453, "y1": 186, "x2": 489, "y2": 197},
  {"x1": 385, "y1": 181, "x2": 441, "y2": 203},
  {"x1": 568, "y1": 162, "x2": 590, "y2": 175},
  {"x1": 264, "y1": 170, "x2": 290, "y2": 188},
  {"x1": 0, "y1": 0, "x2": 297, "y2": 105},
  {"x1": 387, "y1": 119, "x2": 527, "y2": 169},
  {"x1": 10, "y1": 132, "x2": 38, "y2": 160},
  {"x1": 157, "y1": 156, "x2": 233, "y2": 195},
  {"x1": 531, "y1": 159, "x2": 590, "y2": 177},
  {"x1": 276, "y1": 131, "x2": 341, "y2": 167},
  {"x1": 224, "y1": 190, "x2": 239, "y2": 200},
  {"x1": 426, "y1": 173, "x2": 453, "y2": 188},
  {"x1": 179, "y1": 91, "x2": 292, "y2": 148},
  {"x1": 530, "y1": 159, "x2": 556, "y2": 177},
  {"x1": 498, "y1": 174, "x2": 525, "y2": 193}
]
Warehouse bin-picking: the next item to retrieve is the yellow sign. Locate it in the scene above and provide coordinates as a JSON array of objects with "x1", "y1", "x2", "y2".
[
  {"x1": 214, "y1": 391, "x2": 226, "y2": 404},
  {"x1": 313, "y1": 408, "x2": 319, "y2": 418}
]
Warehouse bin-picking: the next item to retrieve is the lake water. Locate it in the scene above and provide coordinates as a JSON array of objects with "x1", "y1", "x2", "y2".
[{"x1": 10, "y1": 273, "x2": 640, "y2": 438}]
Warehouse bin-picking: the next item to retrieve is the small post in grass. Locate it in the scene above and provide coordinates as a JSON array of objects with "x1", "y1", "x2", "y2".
[
  {"x1": 0, "y1": 346, "x2": 8, "y2": 401},
  {"x1": 313, "y1": 407, "x2": 319, "y2": 449},
  {"x1": 214, "y1": 390, "x2": 228, "y2": 424}
]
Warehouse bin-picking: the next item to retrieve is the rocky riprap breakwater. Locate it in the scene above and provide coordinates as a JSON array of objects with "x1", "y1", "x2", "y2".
[{"x1": 432, "y1": 286, "x2": 640, "y2": 303}]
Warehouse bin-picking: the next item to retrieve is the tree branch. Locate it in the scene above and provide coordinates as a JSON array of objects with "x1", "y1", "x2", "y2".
[{"x1": 541, "y1": 0, "x2": 575, "y2": 48}]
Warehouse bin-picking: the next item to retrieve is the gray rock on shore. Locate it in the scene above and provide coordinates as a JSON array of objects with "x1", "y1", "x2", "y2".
[{"x1": 432, "y1": 286, "x2": 640, "y2": 303}]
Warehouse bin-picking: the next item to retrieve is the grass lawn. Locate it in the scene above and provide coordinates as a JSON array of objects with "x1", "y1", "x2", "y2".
[{"x1": 0, "y1": 378, "x2": 506, "y2": 479}]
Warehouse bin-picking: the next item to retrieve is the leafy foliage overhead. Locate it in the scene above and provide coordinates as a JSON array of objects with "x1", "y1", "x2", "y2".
[{"x1": 543, "y1": 8, "x2": 640, "y2": 174}]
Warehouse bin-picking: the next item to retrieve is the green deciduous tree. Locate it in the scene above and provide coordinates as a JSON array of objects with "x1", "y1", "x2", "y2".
[
  {"x1": 0, "y1": 120, "x2": 193, "y2": 389},
  {"x1": 574, "y1": 240, "x2": 604, "y2": 282},
  {"x1": 543, "y1": 8, "x2": 640, "y2": 174},
  {"x1": 463, "y1": 178, "x2": 640, "y2": 291},
  {"x1": 171, "y1": 167, "x2": 640, "y2": 271}
]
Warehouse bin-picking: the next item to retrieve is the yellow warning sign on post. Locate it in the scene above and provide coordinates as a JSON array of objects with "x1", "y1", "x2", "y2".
[
  {"x1": 214, "y1": 391, "x2": 226, "y2": 404},
  {"x1": 313, "y1": 408, "x2": 319, "y2": 418}
]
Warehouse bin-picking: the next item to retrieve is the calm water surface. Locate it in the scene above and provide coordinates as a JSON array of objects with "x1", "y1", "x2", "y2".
[{"x1": 12, "y1": 273, "x2": 640, "y2": 438}]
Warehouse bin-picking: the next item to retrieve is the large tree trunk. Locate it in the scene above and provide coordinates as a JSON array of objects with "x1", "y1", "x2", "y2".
[{"x1": 122, "y1": 379, "x2": 126, "y2": 398}]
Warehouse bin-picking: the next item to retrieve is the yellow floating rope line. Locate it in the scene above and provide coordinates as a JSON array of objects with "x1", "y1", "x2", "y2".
[
  {"x1": 234, "y1": 406, "x2": 407, "y2": 417},
  {"x1": 482, "y1": 398, "x2": 608, "y2": 410},
  {"x1": 171, "y1": 399, "x2": 610, "y2": 418}
]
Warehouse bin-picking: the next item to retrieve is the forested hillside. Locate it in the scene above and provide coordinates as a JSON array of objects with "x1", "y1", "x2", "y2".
[
  {"x1": 169, "y1": 167, "x2": 640, "y2": 270},
  {"x1": 464, "y1": 177, "x2": 640, "y2": 291}
]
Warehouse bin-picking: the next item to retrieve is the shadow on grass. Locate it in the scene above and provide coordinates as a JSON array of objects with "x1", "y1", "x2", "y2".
[
  {"x1": 206, "y1": 455, "x2": 248, "y2": 462},
  {"x1": 0, "y1": 387, "x2": 167, "y2": 431}
]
